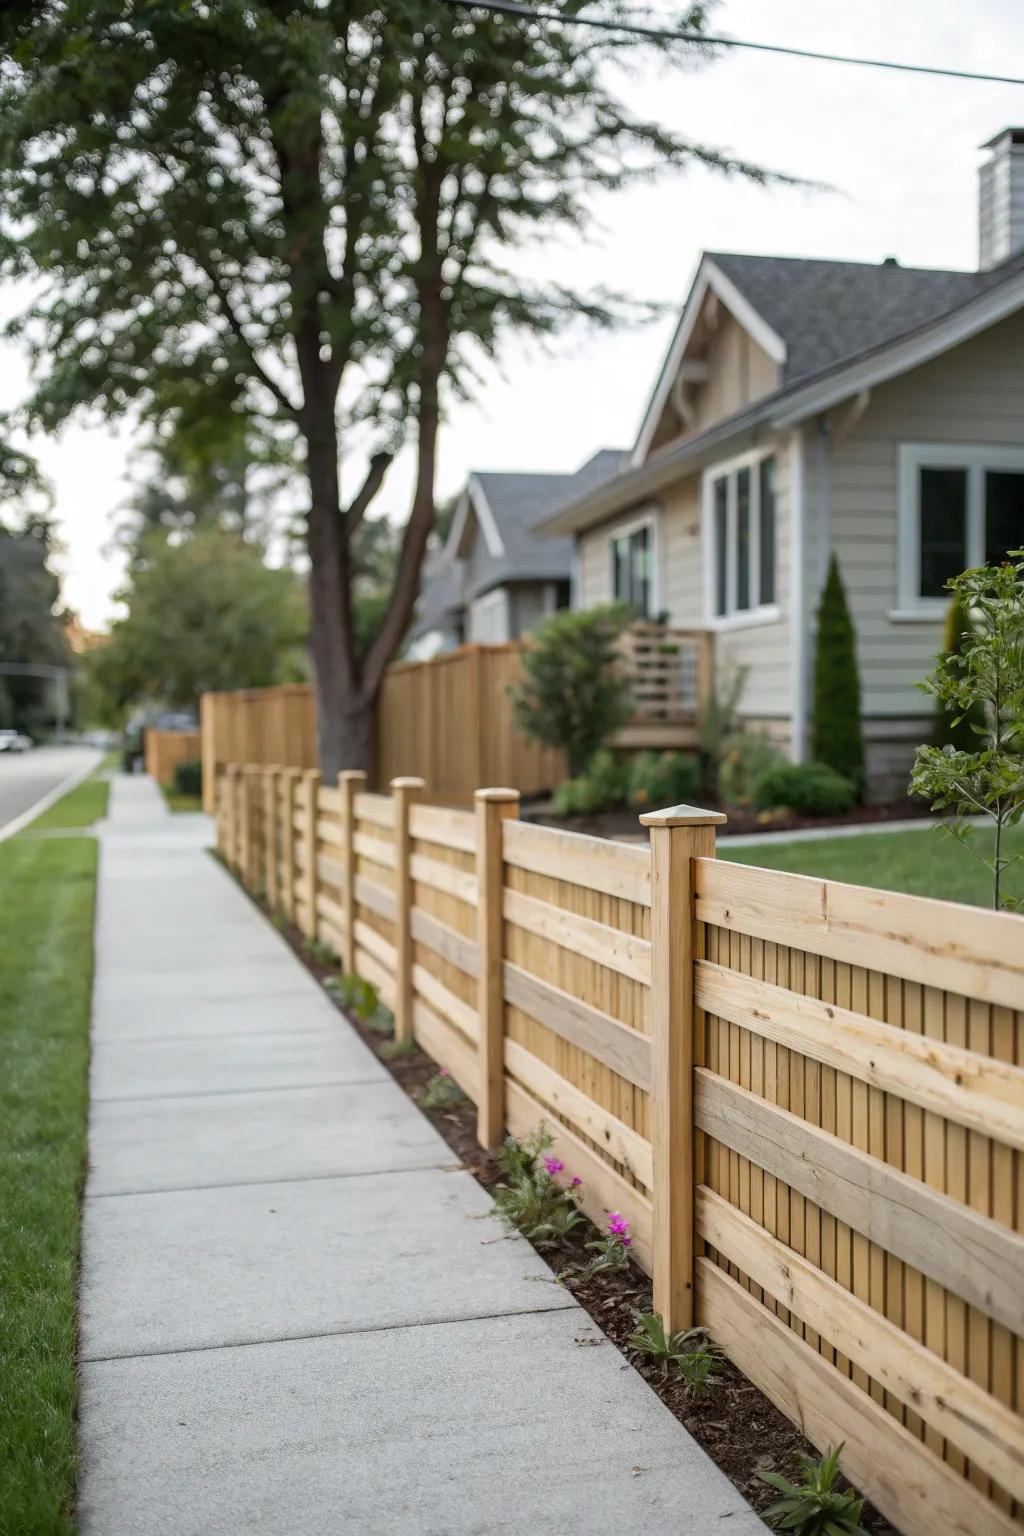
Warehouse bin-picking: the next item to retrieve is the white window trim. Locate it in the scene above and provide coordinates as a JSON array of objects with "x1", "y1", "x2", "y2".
[
  {"x1": 701, "y1": 446, "x2": 780, "y2": 631},
  {"x1": 607, "y1": 505, "x2": 661, "y2": 618},
  {"x1": 897, "y1": 442, "x2": 1024, "y2": 615},
  {"x1": 469, "y1": 586, "x2": 510, "y2": 643}
]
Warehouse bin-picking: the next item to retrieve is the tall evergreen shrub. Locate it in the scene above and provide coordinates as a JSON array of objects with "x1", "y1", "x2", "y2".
[{"x1": 812, "y1": 556, "x2": 864, "y2": 791}]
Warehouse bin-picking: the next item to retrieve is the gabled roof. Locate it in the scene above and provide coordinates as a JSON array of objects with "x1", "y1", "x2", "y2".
[
  {"x1": 409, "y1": 449, "x2": 627, "y2": 639},
  {"x1": 542, "y1": 248, "x2": 1024, "y2": 537}
]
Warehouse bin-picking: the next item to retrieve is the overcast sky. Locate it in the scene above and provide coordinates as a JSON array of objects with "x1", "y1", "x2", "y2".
[{"x1": 5, "y1": 0, "x2": 1024, "y2": 629}]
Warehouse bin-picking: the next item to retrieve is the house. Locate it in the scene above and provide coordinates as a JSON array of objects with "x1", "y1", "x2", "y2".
[
  {"x1": 539, "y1": 127, "x2": 1024, "y2": 798},
  {"x1": 407, "y1": 450, "x2": 626, "y2": 658}
]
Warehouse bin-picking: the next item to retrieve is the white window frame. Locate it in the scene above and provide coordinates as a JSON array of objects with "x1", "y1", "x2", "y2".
[
  {"x1": 468, "y1": 586, "x2": 510, "y2": 643},
  {"x1": 897, "y1": 442, "x2": 1024, "y2": 617},
  {"x1": 607, "y1": 506, "x2": 661, "y2": 618},
  {"x1": 701, "y1": 446, "x2": 780, "y2": 631}
]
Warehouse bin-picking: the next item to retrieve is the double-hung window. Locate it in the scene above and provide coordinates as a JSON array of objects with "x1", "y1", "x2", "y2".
[
  {"x1": 610, "y1": 515, "x2": 656, "y2": 618},
  {"x1": 706, "y1": 453, "x2": 777, "y2": 623},
  {"x1": 898, "y1": 445, "x2": 1024, "y2": 612}
]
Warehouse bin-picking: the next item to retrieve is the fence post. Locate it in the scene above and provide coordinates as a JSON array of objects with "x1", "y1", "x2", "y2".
[
  {"x1": 338, "y1": 770, "x2": 366, "y2": 975},
  {"x1": 222, "y1": 763, "x2": 236, "y2": 866},
  {"x1": 301, "y1": 768, "x2": 320, "y2": 941},
  {"x1": 638, "y1": 801, "x2": 725, "y2": 1335},
  {"x1": 263, "y1": 767, "x2": 281, "y2": 912},
  {"x1": 391, "y1": 776, "x2": 425, "y2": 1042},
  {"x1": 475, "y1": 787, "x2": 520, "y2": 1149},
  {"x1": 237, "y1": 767, "x2": 253, "y2": 886},
  {"x1": 280, "y1": 768, "x2": 302, "y2": 923}
]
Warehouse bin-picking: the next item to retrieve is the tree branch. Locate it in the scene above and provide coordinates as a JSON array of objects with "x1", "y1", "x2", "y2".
[
  {"x1": 208, "y1": 274, "x2": 300, "y2": 418},
  {"x1": 343, "y1": 451, "x2": 393, "y2": 537}
]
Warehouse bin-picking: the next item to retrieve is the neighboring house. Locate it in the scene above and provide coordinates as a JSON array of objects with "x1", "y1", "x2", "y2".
[
  {"x1": 407, "y1": 450, "x2": 627, "y2": 657},
  {"x1": 539, "y1": 126, "x2": 1024, "y2": 797}
]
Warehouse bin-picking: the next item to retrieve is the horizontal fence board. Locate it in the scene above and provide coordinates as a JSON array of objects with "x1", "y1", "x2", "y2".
[
  {"x1": 317, "y1": 786, "x2": 342, "y2": 814},
  {"x1": 503, "y1": 887, "x2": 651, "y2": 986},
  {"x1": 315, "y1": 892, "x2": 345, "y2": 930},
  {"x1": 505, "y1": 1077, "x2": 653, "y2": 1271},
  {"x1": 503, "y1": 820, "x2": 651, "y2": 907},
  {"x1": 355, "y1": 945, "x2": 396, "y2": 1008},
  {"x1": 409, "y1": 803, "x2": 476, "y2": 853},
  {"x1": 697, "y1": 859, "x2": 1024, "y2": 1010},
  {"x1": 315, "y1": 853, "x2": 345, "y2": 890},
  {"x1": 354, "y1": 874, "x2": 396, "y2": 924},
  {"x1": 503, "y1": 962, "x2": 653, "y2": 1092},
  {"x1": 410, "y1": 852, "x2": 477, "y2": 907},
  {"x1": 353, "y1": 918, "x2": 396, "y2": 974},
  {"x1": 505, "y1": 1038, "x2": 653, "y2": 1188},
  {"x1": 696, "y1": 959, "x2": 1024, "y2": 1150},
  {"x1": 318, "y1": 919, "x2": 344, "y2": 956},
  {"x1": 353, "y1": 793, "x2": 394, "y2": 828},
  {"x1": 413, "y1": 998, "x2": 478, "y2": 1099},
  {"x1": 697, "y1": 1187, "x2": 1024, "y2": 1501},
  {"x1": 695, "y1": 1069, "x2": 1024, "y2": 1334},
  {"x1": 410, "y1": 907, "x2": 479, "y2": 978},
  {"x1": 412, "y1": 962, "x2": 478, "y2": 1045},
  {"x1": 315, "y1": 818, "x2": 344, "y2": 848},
  {"x1": 697, "y1": 1259, "x2": 1019, "y2": 1536},
  {"x1": 353, "y1": 830, "x2": 396, "y2": 870}
]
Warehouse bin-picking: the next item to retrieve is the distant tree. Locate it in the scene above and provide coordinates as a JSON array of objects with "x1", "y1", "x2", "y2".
[
  {"x1": 511, "y1": 604, "x2": 632, "y2": 776},
  {"x1": 87, "y1": 527, "x2": 307, "y2": 721},
  {"x1": 911, "y1": 555, "x2": 1024, "y2": 910},
  {"x1": 0, "y1": 2, "x2": 780, "y2": 776},
  {"x1": 934, "y1": 593, "x2": 985, "y2": 750},
  {"x1": 812, "y1": 556, "x2": 864, "y2": 791},
  {"x1": 0, "y1": 515, "x2": 69, "y2": 732}
]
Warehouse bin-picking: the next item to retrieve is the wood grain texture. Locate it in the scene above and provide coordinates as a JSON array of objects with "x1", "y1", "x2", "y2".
[
  {"x1": 502, "y1": 819, "x2": 651, "y2": 906},
  {"x1": 503, "y1": 886, "x2": 651, "y2": 985},
  {"x1": 502, "y1": 962, "x2": 653, "y2": 1091}
]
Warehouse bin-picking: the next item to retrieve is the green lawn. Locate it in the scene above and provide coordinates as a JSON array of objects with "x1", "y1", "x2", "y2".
[
  {"x1": 720, "y1": 822, "x2": 1024, "y2": 908},
  {"x1": 0, "y1": 836, "x2": 97, "y2": 1535},
  {"x1": 24, "y1": 751, "x2": 118, "y2": 834}
]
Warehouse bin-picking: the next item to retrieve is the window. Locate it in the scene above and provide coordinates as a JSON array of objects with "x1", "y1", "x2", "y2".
[
  {"x1": 706, "y1": 453, "x2": 777, "y2": 622},
  {"x1": 611, "y1": 517, "x2": 656, "y2": 617},
  {"x1": 899, "y1": 445, "x2": 1024, "y2": 611}
]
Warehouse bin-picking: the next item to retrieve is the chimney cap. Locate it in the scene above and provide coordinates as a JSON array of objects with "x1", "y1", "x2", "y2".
[
  {"x1": 881, "y1": 255, "x2": 900, "y2": 266},
  {"x1": 980, "y1": 127, "x2": 1024, "y2": 150}
]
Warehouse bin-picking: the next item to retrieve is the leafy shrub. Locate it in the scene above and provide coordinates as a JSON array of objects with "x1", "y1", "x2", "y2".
[
  {"x1": 511, "y1": 604, "x2": 633, "y2": 775},
  {"x1": 812, "y1": 556, "x2": 864, "y2": 791},
  {"x1": 753, "y1": 760, "x2": 855, "y2": 816},
  {"x1": 761, "y1": 1445, "x2": 867, "y2": 1535},
  {"x1": 627, "y1": 1312, "x2": 720, "y2": 1392},
  {"x1": 418, "y1": 1068, "x2": 465, "y2": 1109},
  {"x1": 172, "y1": 757, "x2": 202, "y2": 797},
  {"x1": 933, "y1": 593, "x2": 985, "y2": 750},
  {"x1": 324, "y1": 972, "x2": 393, "y2": 1033},
  {"x1": 717, "y1": 731, "x2": 784, "y2": 811},
  {"x1": 553, "y1": 749, "x2": 627, "y2": 816},
  {"x1": 627, "y1": 751, "x2": 699, "y2": 812}
]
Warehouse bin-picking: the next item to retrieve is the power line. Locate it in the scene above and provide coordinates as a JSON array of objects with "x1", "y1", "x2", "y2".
[{"x1": 438, "y1": 0, "x2": 1024, "y2": 88}]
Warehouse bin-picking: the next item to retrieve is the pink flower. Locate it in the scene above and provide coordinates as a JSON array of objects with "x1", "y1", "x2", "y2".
[
  {"x1": 607, "y1": 1212, "x2": 630, "y2": 1239},
  {"x1": 438, "y1": 1067, "x2": 450, "y2": 1078},
  {"x1": 621, "y1": 1235, "x2": 632, "y2": 1248},
  {"x1": 543, "y1": 1156, "x2": 565, "y2": 1176},
  {"x1": 570, "y1": 1176, "x2": 582, "y2": 1189}
]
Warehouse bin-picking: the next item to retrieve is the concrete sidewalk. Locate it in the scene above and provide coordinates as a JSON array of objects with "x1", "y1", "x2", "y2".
[{"x1": 78, "y1": 775, "x2": 763, "y2": 1535}]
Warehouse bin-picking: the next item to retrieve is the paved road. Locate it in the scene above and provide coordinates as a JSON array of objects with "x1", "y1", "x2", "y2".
[
  {"x1": 78, "y1": 775, "x2": 763, "y2": 1536},
  {"x1": 0, "y1": 744, "x2": 102, "y2": 836}
]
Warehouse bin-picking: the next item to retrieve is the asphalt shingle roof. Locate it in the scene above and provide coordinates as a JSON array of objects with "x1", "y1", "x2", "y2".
[{"x1": 708, "y1": 251, "x2": 1014, "y2": 384}]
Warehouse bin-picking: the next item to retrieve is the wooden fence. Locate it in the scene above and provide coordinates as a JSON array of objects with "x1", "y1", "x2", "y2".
[
  {"x1": 145, "y1": 728, "x2": 201, "y2": 785},
  {"x1": 216, "y1": 766, "x2": 1024, "y2": 1536}
]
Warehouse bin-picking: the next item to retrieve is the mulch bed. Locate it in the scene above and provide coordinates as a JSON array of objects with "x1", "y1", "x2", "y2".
[
  {"x1": 238, "y1": 871, "x2": 895, "y2": 1533},
  {"x1": 521, "y1": 795, "x2": 935, "y2": 843}
]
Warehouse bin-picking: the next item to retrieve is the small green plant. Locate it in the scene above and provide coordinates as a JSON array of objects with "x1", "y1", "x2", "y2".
[
  {"x1": 698, "y1": 660, "x2": 748, "y2": 797},
  {"x1": 717, "y1": 730, "x2": 784, "y2": 810},
  {"x1": 580, "y1": 1211, "x2": 632, "y2": 1278},
  {"x1": 493, "y1": 1133, "x2": 584, "y2": 1245},
  {"x1": 418, "y1": 1068, "x2": 465, "y2": 1109},
  {"x1": 911, "y1": 554, "x2": 1024, "y2": 910},
  {"x1": 379, "y1": 1035, "x2": 417, "y2": 1060},
  {"x1": 761, "y1": 1445, "x2": 868, "y2": 1535},
  {"x1": 553, "y1": 748, "x2": 627, "y2": 816},
  {"x1": 303, "y1": 935, "x2": 339, "y2": 967},
  {"x1": 934, "y1": 592, "x2": 986, "y2": 750},
  {"x1": 270, "y1": 911, "x2": 289, "y2": 932},
  {"x1": 510, "y1": 603, "x2": 633, "y2": 776},
  {"x1": 627, "y1": 1312, "x2": 720, "y2": 1392},
  {"x1": 172, "y1": 756, "x2": 202, "y2": 798},
  {"x1": 753, "y1": 760, "x2": 856, "y2": 816},
  {"x1": 812, "y1": 555, "x2": 864, "y2": 792},
  {"x1": 627, "y1": 750, "x2": 699, "y2": 812}
]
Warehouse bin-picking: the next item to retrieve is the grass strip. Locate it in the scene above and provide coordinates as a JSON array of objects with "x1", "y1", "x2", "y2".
[{"x1": 0, "y1": 836, "x2": 97, "y2": 1534}]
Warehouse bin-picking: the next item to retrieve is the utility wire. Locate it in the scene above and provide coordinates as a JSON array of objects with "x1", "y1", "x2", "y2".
[{"x1": 438, "y1": 0, "x2": 1024, "y2": 88}]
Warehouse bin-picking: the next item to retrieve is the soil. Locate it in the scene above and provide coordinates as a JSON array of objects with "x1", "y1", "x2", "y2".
[
  {"x1": 521, "y1": 794, "x2": 935, "y2": 844},
  {"x1": 237, "y1": 872, "x2": 896, "y2": 1534}
]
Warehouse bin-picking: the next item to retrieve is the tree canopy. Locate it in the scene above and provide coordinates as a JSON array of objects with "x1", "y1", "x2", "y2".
[{"x1": 0, "y1": 0, "x2": 775, "y2": 773}]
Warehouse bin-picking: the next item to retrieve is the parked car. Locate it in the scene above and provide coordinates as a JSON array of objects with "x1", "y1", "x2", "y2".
[{"x1": 0, "y1": 730, "x2": 33, "y2": 753}]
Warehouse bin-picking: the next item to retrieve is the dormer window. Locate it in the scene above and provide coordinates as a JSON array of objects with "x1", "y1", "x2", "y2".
[{"x1": 704, "y1": 450, "x2": 778, "y2": 626}]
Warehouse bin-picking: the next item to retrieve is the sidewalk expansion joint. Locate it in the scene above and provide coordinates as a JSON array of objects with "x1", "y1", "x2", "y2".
[
  {"x1": 91, "y1": 1075, "x2": 386, "y2": 1104},
  {"x1": 84, "y1": 1163, "x2": 466, "y2": 1201}
]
